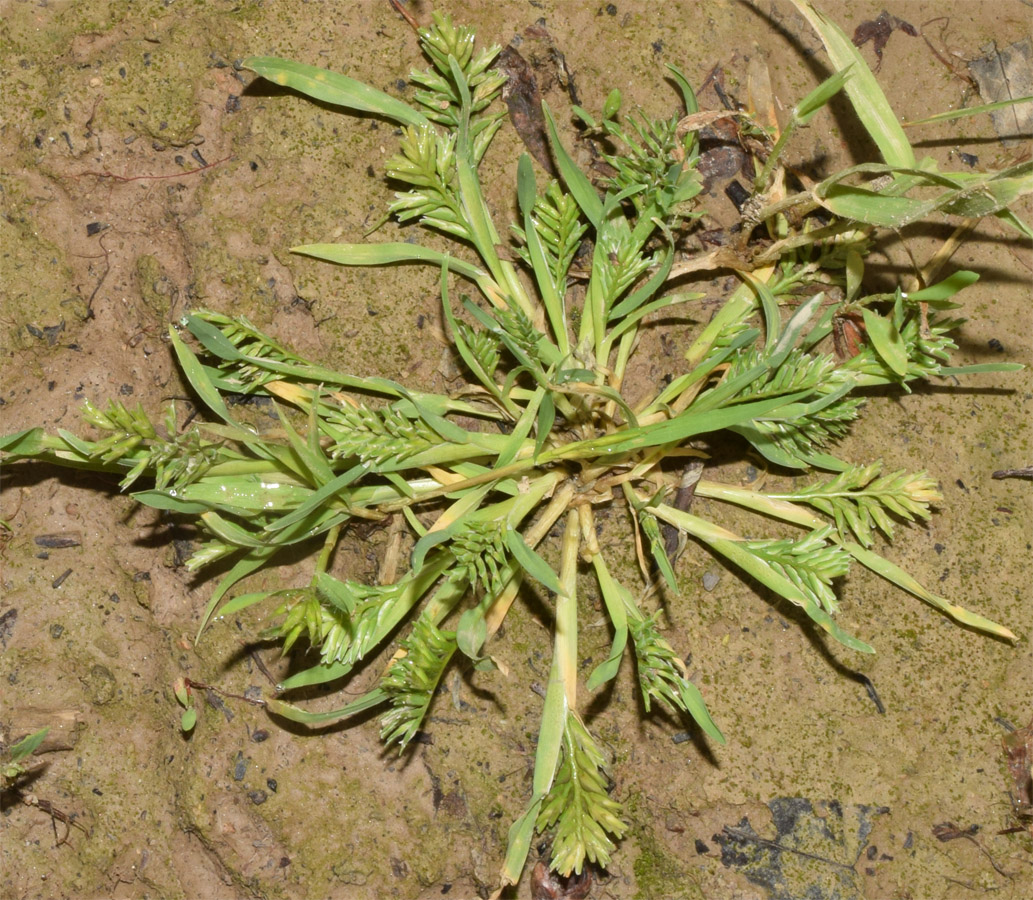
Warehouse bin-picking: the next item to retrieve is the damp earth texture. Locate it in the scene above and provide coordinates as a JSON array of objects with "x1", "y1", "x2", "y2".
[{"x1": 1, "y1": 2, "x2": 1031, "y2": 898}]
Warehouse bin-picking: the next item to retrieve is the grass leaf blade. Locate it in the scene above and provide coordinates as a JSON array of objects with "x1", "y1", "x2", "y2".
[
  {"x1": 846, "y1": 542, "x2": 1016, "y2": 640},
  {"x1": 788, "y1": 1, "x2": 915, "y2": 167},
  {"x1": 542, "y1": 101, "x2": 604, "y2": 229},
  {"x1": 505, "y1": 530, "x2": 562, "y2": 594},
  {"x1": 244, "y1": 57, "x2": 428, "y2": 127}
]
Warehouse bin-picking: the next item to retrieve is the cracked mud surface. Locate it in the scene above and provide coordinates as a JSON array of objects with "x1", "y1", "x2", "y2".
[{"x1": 2, "y1": 2, "x2": 1030, "y2": 898}]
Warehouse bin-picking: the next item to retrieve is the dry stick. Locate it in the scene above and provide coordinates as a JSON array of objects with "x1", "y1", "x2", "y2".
[
  {"x1": 82, "y1": 231, "x2": 112, "y2": 318},
  {"x1": 84, "y1": 93, "x2": 104, "y2": 137},
  {"x1": 249, "y1": 649, "x2": 279, "y2": 686},
  {"x1": 662, "y1": 460, "x2": 704, "y2": 560},
  {"x1": 387, "y1": 0, "x2": 420, "y2": 32},
  {"x1": 184, "y1": 678, "x2": 266, "y2": 708},
  {"x1": 77, "y1": 154, "x2": 233, "y2": 184},
  {"x1": 992, "y1": 466, "x2": 1033, "y2": 479},
  {"x1": 919, "y1": 18, "x2": 979, "y2": 91},
  {"x1": 19, "y1": 794, "x2": 91, "y2": 846}
]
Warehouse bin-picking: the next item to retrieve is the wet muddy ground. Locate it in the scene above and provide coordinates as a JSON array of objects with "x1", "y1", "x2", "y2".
[{"x1": 1, "y1": 1, "x2": 1031, "y2": 898}]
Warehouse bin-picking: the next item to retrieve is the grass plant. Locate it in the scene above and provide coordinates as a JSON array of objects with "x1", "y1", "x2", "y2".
[{"x1": 2, "y1": 1, "x2": 1028, "y2": 887}]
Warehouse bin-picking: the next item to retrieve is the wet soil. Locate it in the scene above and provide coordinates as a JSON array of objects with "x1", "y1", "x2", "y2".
[{"x1": 1, "y1": 2, "x2": 1031, "y2": 898}]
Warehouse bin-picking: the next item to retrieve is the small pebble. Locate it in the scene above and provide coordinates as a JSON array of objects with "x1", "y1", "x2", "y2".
[{"x1": 702, "y1": 572, "x2": 720, "y2": 591}]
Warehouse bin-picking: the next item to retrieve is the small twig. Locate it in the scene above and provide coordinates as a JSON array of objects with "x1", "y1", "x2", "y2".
[
  {"x1": 249, "y1": 650, "x2": 278, "y2": 686},
  {"x1": 83, "y1": 231, "x2": 112, "y2": 318},
  {"x1": 84, "y1": 94, "x2": 104, "y2": 137},
  {"x1": 992, "y1": 467, "x2": 1033, "y2": 480},
  {"x1": 184, "y1": 678, "x2": 266, "y2": 708},
  {"x1": 387, "y1": 0, "x2": 420, "y2": 32},
  {"x1": 78, "y1": 154, "x2": 232, "y2": 184},
  {"x1": 663, "y1": 460, "x2": 704, "y2": 559},
  {"x1": 19, "y1": 793, "x2": 90, "y2": 846},
  {"x1": 919, "y1": 18, "x2": 979, "y2": 91},
  {"x1": 932, "y1": 822, "x2": 1013, "y2": 879}
]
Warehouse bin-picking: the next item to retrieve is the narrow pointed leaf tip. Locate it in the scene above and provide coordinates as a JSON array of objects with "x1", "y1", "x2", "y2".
[{"x1": 243, "y1": 57, "x2": 429, "y2": 128}]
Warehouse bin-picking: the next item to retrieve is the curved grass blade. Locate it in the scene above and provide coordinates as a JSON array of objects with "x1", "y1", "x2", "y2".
[
  {"x1": 505, "y1": 529, "x2": 562, "y2": 594},
  {"x1": 277, "y1": 659, "x2": 352, "y2": 692},
  {"x1": 665, "y1": 63, "x2": 699, "y2": 115},
  {"x1": 586, "y1": 553, "x2": 629, "y2": 691},
  {"x1": 169, "y1": 326, "x2": 237, "y2": 425},
  {"x1": 658, "y1": 506, "x2": 873, "y2": 654},
  {"x1": 293, "y1": 241, "x2": 490, "y2": 286},
  {"x1": 266, "y1": 687, "x2": 389, "y2": 725},
  {"x1": 607, "y1": 247, "x2": 675, "y2": 322},
  {"x1": 243, "y1": 57, "x2": 428, "y2": 128},
  {"x1": 788, "y1": 0, "x2": 914, "y2": 168},
  {"x1": 196, "y1": 547, "x2": 278, "y2": 639},
  {"x1": 903, "y1": 96, "x2": 1033, "y2": 128},
  {"x1": 746, "y1": 272, "x2": 782, "y2": 350},
  {"x1": 7, "y1": 727, "x2": 50, "y2": 763},
  {"x1": 545, "y1": 389, "x2": 813, "y2": 461},
  {"x1": 215, "y1": 590, "x2": 278, "y2": 619},
  {"x1": 861, "y1": 307, "x2": 908, "y2": 377},
  {"x1": 937, "y1": 362, "x2": 1024, "y2": 376},
  {"x1": 0, "y1": 427, "x2": 47, "y2": 455},
  {"x1": 542, "y1": 101, "x2": 604, "y2": 229},
  {"x1": 639, "y1": 512, "x2": 678, "y2": 592},
  {"x1": 846, "y1": 542, "x2": 1016, "y2": 640},
  {"x1": 501, "y1": 551, "x2": 572, "y2": 884},
  {"x1": 907, "y1": 270, "x2": 979, "y2": 305}
]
